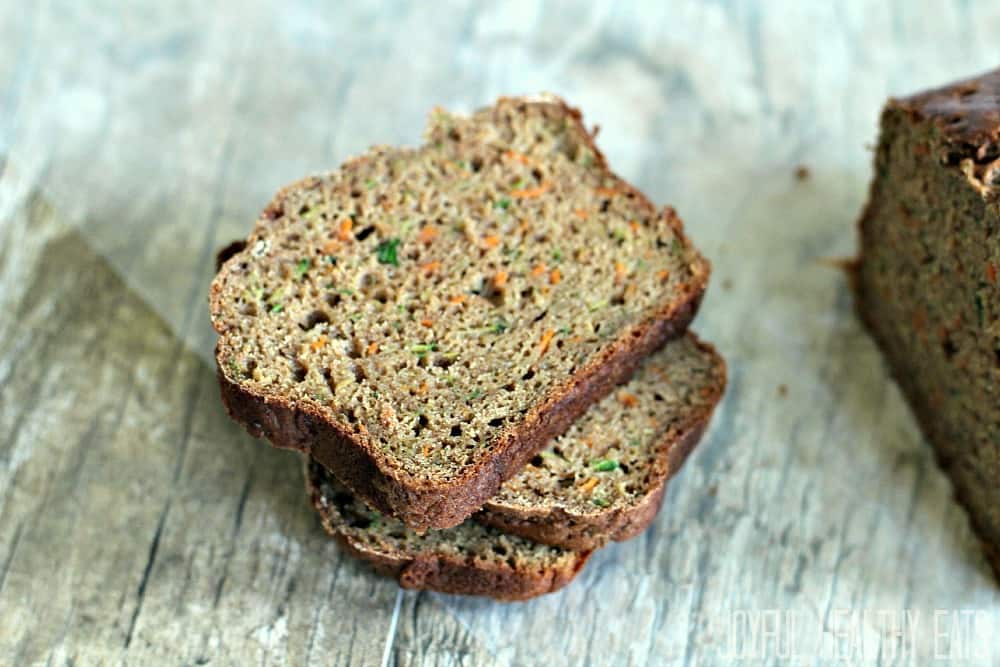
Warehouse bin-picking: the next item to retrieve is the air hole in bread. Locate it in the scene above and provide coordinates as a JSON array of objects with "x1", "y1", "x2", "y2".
[
  {"x1": 529, "y1": 455, "x2": 543, "y2": 467},
  {"x1": 355, "y1": 225, "x2": 376, "y2": 241},
  {"x1": 522, "y1": 369, "x2": 535, "y2": 381},
  {"x1": 450, "y1": 424, "x2": 462, "y2": 437},
  {"x1": 413, "y1": 413, "x2": 429, "y2": 437},
  {"x1": 300, "y1": 309, "x2": 330, "y2": 331},
  {"x1": 291, "y1": 360, "x2": 307, "y2": 383},
  {"x1": 325, "y1": 292, "x2": 342, "y2": 309},
  {"x1": 488, "y1": 417, "x2": 504, "y2": 427}
]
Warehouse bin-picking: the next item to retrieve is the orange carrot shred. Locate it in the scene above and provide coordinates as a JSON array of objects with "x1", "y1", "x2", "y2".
[
  {"x1": 494, "y1": 270, "x2": 509, "y2": 288},
  {"x1": 615, "y1": 261, "x2": 627, "y2": 279},
  {"x1": 629, "y1": 220, "x2": 641, "y2": 233},
  {"x1": 310, "y1": 335, "x2": 328, "y2": 352},
  {"x1": 321, "y1": 239, "x2": 340, "y2": 254},
  {"x1": 656, "y1": 269, "x2": 670, "y2": 282},
  {"x1": 574, "y1": 209, "x2": 589, "y2": 219},
  {"x1": 366, "y1": 342, "x2": 379, "y2": 356},
  {"x1": 503, "y1": 150, "x2": 533, "y2": 165},
  {"x1": 483, "y1": 235, "x2": 501, "y2": 249},
  {"x1": 421, "y1": 260, "x2": 441, "y2": 275},
  {"x1": 417, "y1": 225, "x2": 437, "y2": 244},
  {"x1": 420, "y1": 319, "x2": 433, "y2": 328},
  {"x1": 531, "y1": 263, "x2": 547, "y2": 277},
  {"x1": 538, "y1": 329, "x2": 555, "y2": 356},
  {"x1": 338, "y1": 218, "x2": 353, "y2": 241},
  {"x1": 578, "y1": 477, "x2": 599, "y2": 493},
  {"x1": 549, "y1": 268, "x2": 561, "y2": 285},
  {"x1": 422, "y1": 444, "x2": 431, "y2": 457},
  {"x1": 449, "y1": 294, "x2": 467, "y2": 305},
  {"x1": 595, "y1": 187, "x2": 620, "y2": 197},
  {"x1": 511, "y1": 182, "x2": 551, "y2": 198},
  {"x1": 988, "y1": 262, "x2": 997, "y2": 284},
  {"x1": 618, "y1": 391, "x2": 639, "y2": 408}
]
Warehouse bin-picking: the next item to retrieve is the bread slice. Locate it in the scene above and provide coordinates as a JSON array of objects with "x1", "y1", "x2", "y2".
[
  {"x1": 305, "y1": 459, "x2": 589, "y2": 601},
  {"x1": 853, "y1": 68, "x2": 1000, "y2": 577},
  {"x1": 475, "y1": 333, "x2": 725, "y2": 549},
  {"x1": 211, "y1": 95, "x2": 710, "y2": 531}
]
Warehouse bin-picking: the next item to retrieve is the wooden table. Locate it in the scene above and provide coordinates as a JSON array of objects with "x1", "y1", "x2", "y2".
[{"x1": 2, "y1": 2, "x2": 999, "y2": 664}]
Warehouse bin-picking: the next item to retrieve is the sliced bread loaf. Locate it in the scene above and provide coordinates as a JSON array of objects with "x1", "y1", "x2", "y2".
[
  {"x1": 306, "y1": 459, "x2": 589, "y2": 601},
  {"x1": 211, "y1": 95, "x2": 709, "y2": 531},
  {"x1": 476, "y1": 333, "x2": 725, "y2": 549}
]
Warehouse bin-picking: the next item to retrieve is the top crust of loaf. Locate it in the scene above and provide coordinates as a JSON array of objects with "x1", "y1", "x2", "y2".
[
  {"x1": 210, "y1": 96, "x2": 709, "y2": 530},
  {"x1": 896, "y1": 67, "x2": 1000, "y2": 193}
]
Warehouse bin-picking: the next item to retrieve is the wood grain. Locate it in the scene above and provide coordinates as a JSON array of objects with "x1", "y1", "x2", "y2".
[{"x1": 2, "y1": 1, "x2": 1000, "y2": 665}]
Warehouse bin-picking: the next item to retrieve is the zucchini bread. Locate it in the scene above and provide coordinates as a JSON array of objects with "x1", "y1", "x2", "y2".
[
  {"x1": 476, "y1": 333, "x2": 725, "y2": 549},
  {"x1": 306, "y1": 459, "x2": 589, "y2": 601},
  {"x1": 211, "y1": 96, "x2": 710, "y2": 531},
  {"x1": 854, "y1": 68, "x2": 1000, "y2": 577}
]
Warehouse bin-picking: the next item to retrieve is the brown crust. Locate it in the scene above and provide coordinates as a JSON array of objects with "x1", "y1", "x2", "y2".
[
  {"x1": 474, "y1": 338, "x2": 726, "y2": 550},
  {"x1": 211, "y1": 96, "x2": 710, "y2": 532},
  {"x1": 304, "y1": 462, "x2": 591, "y2": 601},
  {"x1": 897, "y1": 67, "x2": 1000, "y2": 163}
]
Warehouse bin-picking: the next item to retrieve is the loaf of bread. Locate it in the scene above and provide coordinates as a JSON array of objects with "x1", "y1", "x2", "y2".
[
  {"x1": 211, "y1": 96, "x2": 710, "y2": 531},
  {"x1": 854, "y1": 68, "x2": 1000, "y2": 577}
]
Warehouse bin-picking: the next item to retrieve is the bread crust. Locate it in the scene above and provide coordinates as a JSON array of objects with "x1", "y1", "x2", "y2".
[
  {"x1": 211, "y1": 96, "x2": 710, "y2": 532},
  {"x1": 305, "y1": 462, "x2": 591, "y2": 601}
]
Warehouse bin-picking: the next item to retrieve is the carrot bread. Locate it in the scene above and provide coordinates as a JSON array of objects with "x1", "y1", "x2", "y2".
[
  {"x1": 476, "y1": 333, "x2": 725, "y2": 550},
  {"x1": 306, "y1": 459, "x2": 589, "y2": 601},
  {"x1": 211, "y1": 96, "x2": 710, "y2": 531},
  {"x1": 854, "y1": 68, "x2": 1000, "y2": 577}
]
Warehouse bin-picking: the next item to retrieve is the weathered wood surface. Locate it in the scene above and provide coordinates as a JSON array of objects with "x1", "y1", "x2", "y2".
[{"x1": 2, "y1": 1, "x2": 1000, "y2": 665}]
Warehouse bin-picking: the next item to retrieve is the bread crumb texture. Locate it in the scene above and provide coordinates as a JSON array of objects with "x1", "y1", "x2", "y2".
[
  {"x1": 211, "y1": 97, "x2": 706, "y2": 484},
  {"x1": 487, "y1": 334, "x2": 723, "y2": 516}
]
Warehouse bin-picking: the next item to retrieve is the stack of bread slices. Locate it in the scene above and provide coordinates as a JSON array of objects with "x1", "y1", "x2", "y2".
[{"x1": 210, "y1": 96, "x2": 725, "y2": 600}]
